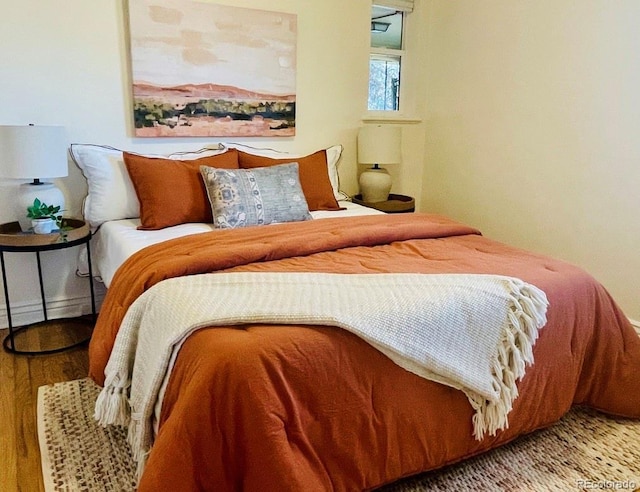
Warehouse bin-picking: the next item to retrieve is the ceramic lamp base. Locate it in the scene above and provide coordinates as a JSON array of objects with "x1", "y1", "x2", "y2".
[
  {"x1": 16, "y1": 182, "x2": 65, "y2": 232},
  {"x1": 359, "y1": 167, "x2": 392, "y2": 203}
]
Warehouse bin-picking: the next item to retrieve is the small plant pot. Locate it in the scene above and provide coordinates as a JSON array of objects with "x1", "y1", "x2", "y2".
[{"x1": 32, "y1": 218, "x2": 55, "y2": 234}]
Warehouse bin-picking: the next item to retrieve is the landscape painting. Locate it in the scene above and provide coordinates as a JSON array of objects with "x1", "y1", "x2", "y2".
[{"x1": 127, "y1": 0, "x2": 297, "y2": 137}]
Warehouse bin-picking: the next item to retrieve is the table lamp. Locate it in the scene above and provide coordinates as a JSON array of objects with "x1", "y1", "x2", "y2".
[
  {"x1": 357, "y1": 124, "x2": 401, "y2": 203},
  {"x1": 0, "y1": 125, "x2": 68, "y2": 231}
]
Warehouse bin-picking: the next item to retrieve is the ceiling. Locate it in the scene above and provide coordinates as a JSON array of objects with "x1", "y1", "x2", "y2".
[{"x1": 371, "y1": 6, "x2": 403, "y2": 50}]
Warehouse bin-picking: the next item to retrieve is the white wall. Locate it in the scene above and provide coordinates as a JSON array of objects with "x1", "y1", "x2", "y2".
[
  {"x1": 422, "y1": 0, "x2": 640, "y2": 320},
  {"x1": 3, "y1": 0, "x2": 424, "y2": 325}
]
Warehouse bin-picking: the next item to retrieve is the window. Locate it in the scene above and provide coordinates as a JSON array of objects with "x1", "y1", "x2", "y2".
[
  {"x1": 368, "y1": 5, "x2": 405, "y2": 112},
  {"x1": 368, "y1": 54, "x2": 401, "y2": 111}
]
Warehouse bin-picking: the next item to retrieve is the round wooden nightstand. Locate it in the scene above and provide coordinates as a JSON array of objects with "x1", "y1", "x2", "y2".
[
  {"x1": 352, "y1": 194, "x2": 415, "y2": 213},
  {"x1": 0, "y1": 218, "x2": 96, "y2": 355}
]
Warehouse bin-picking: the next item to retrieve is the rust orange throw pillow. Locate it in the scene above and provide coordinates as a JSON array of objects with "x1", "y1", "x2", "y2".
[
  {"x1": 124, "y1": 149, "x2": 239, "y2": 230},
  {"x1": 237, "y1": 150, "x2": 341, "y2": 211}
]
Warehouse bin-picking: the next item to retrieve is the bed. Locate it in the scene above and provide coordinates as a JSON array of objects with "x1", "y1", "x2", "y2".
[
  {"x1": 91, "y1": 200, "x2": 383, "y2": 288},
  {"x1": 71, "y1": 143, "x2": 640, "y2": 491}
]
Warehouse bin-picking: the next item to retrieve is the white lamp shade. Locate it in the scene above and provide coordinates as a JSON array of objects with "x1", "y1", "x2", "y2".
[
  {"x1": 357, "y1": 125, "x2": 402, "y2": 165},
  {"x1": 0, "y1": 125, "x2": 68, "y2": 179},
  {"x1": 0, "y1": 125, "x2": 68, "y2": 231}
]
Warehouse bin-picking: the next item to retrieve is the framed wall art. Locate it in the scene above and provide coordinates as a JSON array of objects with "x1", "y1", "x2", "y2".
[{"x1": 127, "y1": 0, "x2": 297, "y2": 137}]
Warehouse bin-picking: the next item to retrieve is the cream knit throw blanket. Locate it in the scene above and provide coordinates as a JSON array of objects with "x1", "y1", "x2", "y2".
[{"x1": 95, "y1": 272, "x2": 548, "y2": 477}]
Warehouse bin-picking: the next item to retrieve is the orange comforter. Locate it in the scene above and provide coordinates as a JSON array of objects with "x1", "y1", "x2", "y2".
[{"x1": 89, "y1": 214, "x2": 640, "y2": 491}]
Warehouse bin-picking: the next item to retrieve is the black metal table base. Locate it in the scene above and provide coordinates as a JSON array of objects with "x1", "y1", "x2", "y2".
[
  {"x1": 2, "y1": 317, "x2": 94, "y2": 355},
  {"x1": 1, "y1": 227, "x2": 96, "y2": 356}
]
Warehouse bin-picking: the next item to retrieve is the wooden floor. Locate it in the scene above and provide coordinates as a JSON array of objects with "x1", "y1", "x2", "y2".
[{"x1": 0, "y1": 322, "x2": 91, "y2": 492}]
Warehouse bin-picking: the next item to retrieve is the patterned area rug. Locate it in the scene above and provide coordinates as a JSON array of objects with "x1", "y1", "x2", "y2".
[{"x1": 38, "y1": 378, "x2": 640, "y2": 491}]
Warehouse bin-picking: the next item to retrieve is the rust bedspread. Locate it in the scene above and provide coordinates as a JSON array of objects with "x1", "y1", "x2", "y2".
[{"x1": 88, "y1": 214, "x2": 640, "y2": 491}]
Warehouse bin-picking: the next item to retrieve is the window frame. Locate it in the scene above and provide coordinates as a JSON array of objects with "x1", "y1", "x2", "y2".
[
  {"x1": 368, "y1": 47, "x2": 404, "y2": 112},
  {"x1": 366, "y1": 2, "x2": 419, "y2": 123}
]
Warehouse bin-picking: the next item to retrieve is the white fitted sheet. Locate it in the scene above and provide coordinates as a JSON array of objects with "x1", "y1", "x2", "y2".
[{"x1": 92, "y1": 201, "x2": 383, "y2": 287}]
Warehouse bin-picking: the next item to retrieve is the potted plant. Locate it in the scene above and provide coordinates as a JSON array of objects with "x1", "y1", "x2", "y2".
[{"x1": 26, "y1": 198, "x2": 62, "y2": 234}]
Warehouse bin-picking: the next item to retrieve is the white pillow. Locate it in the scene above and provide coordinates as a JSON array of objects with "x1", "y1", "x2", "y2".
[
  {"x1": 221, "y1": 143, "x2": 347, "y2": 201},
  {"x1": 69, "y1": 144, "x2": 226, "y2": 228}
]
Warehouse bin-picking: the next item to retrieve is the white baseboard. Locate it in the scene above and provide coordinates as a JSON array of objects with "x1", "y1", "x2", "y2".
[
  {"x1": 630, "y1": 318, "x2": 640, "y2": 336},
  {"x1": 0, "y1": 291, "x2": 105, "y2": 329}
]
